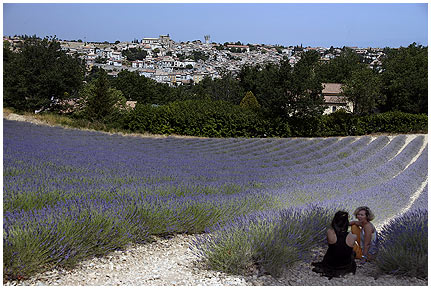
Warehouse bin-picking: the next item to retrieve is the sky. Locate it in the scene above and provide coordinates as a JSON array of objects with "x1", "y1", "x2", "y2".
[{"x1": 2, "y1": 2, "x2": 428, "y2": 48}]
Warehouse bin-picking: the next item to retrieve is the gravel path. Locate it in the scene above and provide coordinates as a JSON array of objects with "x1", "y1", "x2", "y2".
[
  {"x1": 10, "y1": 233, "x2": 427, "y2": 286},
  {"x1": 4, "y1": 113, "x2": 428, "y2": 286}
]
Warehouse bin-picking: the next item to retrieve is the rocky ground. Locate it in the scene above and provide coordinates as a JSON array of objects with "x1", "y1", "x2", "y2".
[{"x1": 8, "y1": 233, "x2": 427, "y2": 286}]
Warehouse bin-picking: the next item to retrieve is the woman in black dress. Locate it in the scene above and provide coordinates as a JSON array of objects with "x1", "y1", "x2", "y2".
[{"x1": 311, "y1": 211, "x2": 357, "y2": 279}]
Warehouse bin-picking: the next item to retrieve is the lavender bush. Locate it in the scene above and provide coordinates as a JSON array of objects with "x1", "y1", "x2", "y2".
[
  {"x1": 192, "y1": 205, "x2": 336, "y2": 276},
  {"x1": 3, "y1": 119, "x2": 427, "y2": 280},
  {"x1": 376, "y1": 209, "x2": 428, "y2": 279}
]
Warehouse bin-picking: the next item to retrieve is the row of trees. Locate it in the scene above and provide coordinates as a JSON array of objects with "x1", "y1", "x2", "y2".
[
  {"x1": 3, "y1": 36, "x2": 428, "y2": 131},
  {"x1": 186, "y1": 44, "x2": 427, "y2": 117}
]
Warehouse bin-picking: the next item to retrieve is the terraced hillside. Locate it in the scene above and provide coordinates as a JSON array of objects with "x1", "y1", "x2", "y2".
[{"x1": 3, "y1": 119, "x2": 428, "y2": 280}]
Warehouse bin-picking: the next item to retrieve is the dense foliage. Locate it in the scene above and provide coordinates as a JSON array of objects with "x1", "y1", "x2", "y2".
[
  {"x1": 122, "y1": 47, "x2": 147, "y2": 61},
  {"x1": 125, "y1": 99, "x2": 287, "y2": 138},
  {"x1": 380, "y1": 43, "x2": 428, "y2": 114},
  {"x1": 3, "y1": 37, "x2": 85, "y2": 112},
  {"x1": 342, "y1": 66, "x2": 384, "y2": 115},
  {"x1": 318, "y1": 48, "x2": 364, "y2": 83},
  {"x1": 123, "y1": 103, "x2": 426, "y2": 138},
  {"x1": 75, "y1": 70, "x2": 127, "y2": 124},
  {"x1": 289, "y1": 110, "x2": 428, "y2": 137},
  {"x1": 110, "y1": 70, "x2": 182, "y2": 104},
  {"x1": 237, "y1": 51, "x2": 325, "y2": 118}
]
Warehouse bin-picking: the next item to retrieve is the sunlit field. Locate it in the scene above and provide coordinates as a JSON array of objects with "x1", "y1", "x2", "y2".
[{"x1": 3, "y1": 119, "x2": 427, "y2": 280}]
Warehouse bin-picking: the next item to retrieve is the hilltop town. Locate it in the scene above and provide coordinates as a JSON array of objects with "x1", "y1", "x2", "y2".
[{"x1": 4, "y1": 34, "x2": 386, "y2": 87}]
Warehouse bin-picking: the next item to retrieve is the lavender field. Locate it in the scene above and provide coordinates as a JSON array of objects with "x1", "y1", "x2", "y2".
[{"x1": 3, "y1": 119, "x2": 428, "y2": 280}]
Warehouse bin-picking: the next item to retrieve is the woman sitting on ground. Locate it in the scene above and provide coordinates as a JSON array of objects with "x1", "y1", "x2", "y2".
[
  {"x1": 350, "y1": 206, "x2": 379, "y2": 263},
  {"x1": 312, "y1": 211, "x2": 357, "y2": 279}
]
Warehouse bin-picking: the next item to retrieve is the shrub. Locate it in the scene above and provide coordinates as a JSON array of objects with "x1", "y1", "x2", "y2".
[
  {"x1": 288, "y1": 116, "x2": 326, "y2": 137},
  {"x1": 289, "y1": 111, "x2": 428, "y2": 137},
  {"x1": 192, "y1": 205, "x2": 335, "y2": 277},
  {"x1": 360, "y1": 111, "x2": 428, "y2": 134},
  {"x1": 321, "y1": 110, "x2": 352, "y2": 136},
  {"x1": 125, "y1": 99, "x2": 283, "y2": 138},
  {"x1": 240, "y1": 91, "x2": 261, "y2": 111},
  {"x1": 3, "y1": 203, "x2": 149, "y2": 280},
  {"x1": 376, "y1": 209, "x2": 428, "y2": 279}
]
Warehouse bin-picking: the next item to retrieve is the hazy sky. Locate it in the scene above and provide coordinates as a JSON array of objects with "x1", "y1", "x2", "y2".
[{"x1": 3, "y1": 2, "x2": 428, "y2": 48}]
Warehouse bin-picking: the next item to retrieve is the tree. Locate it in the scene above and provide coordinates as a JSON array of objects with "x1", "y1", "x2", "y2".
[
  {"x1": 191, "y1": 50, "x2": 209, "y2": 61},
  {"x1": 283, "y1": 50, "x2": 325, "y2": 118},
  {"x1": 111, "y1": 70, "x2": 151, "y2": 102},
  {"x1": 110, "y1": 70, "x2": 180, "y2": 105},
  {"x1": 122, "y1": 47, "x2": 147, "y2": 61},
  {"x1": 77, "y1": 70, "x2": 126, "y2": 122},
  {"x1": 238, "y1": 63, "x2": 282, "y2": 114},
  {"x1": 380, "y1": 43, "x2": 427, "y2": 114},
  {"x1": 237, "y1": 51, "x2": 325, "y2": 118},
  {"x1": 3, "y1": 40, "x2": 13, "y2": 63},
  {"x1": 184, "y1": 72, "x2": 243, "y2": 104},
  {"x1": 95, "y1": 56, "x2": 108, "y2": 64},
  {"x1": 152, "y1": 48, "x2": 160, "y2": 57},
  {"x1": 342, "y1": 67, "x2": 384, "y2": 115},
  {"x1": 317, "y1": 48, "x2": 363, "y2": 83},
  {"x1": 240, "y1": 91, "x2": 261, "y2": 111},
  {"x1": 3, "y1": 36, "x2": 85, "y2": 112}
]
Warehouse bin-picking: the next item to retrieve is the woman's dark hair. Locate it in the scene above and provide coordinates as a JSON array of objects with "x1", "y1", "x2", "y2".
[{"x1": 331, "y1": 211, "x2": 349, "y2": 234}]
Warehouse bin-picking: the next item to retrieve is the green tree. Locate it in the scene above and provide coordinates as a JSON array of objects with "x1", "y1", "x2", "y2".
[
  {"x1": 152, "y1": 48, "x2": 160, "y2": 57},
  {"x1": 237, "y1": 63, "x2": 282, "y2": 113},
  {"x1": 3, "y1": 40, "x2": 14, "y2": 63},
  {"x1": 182, "y1": 73, "x2": 243, "y2": 104},
  {"x1": 112, "y1": 70, "x2": 148, "y2": 101},
  {"x1": 111, "y1": 70, "x2": 180, "y2": 105},
  {"x1": 380, "y1": 43, "x2": 427, "y2": 114},
  {"x1": 240, "y1": 91, "x2": 261, "y2": 111},
  {"x1": 122, "y1": 47, "x2": 147, "y2": 61},
  {"x1": 283, "y1": 50, "x2": 325, "y2": 118},
  {"x1": 3, "y1": 36, "x2": 85, "y2": 112},
  {"x1": 318, "y1": 48, "x2": 362, "y2": 83},
  {"x1": 191, "y1": 50, "x2": 209, "y2": 61},
  {"x1": 342, "y1": 67, "x2": 384, "y2": 115},
  {"x1": 238, "y1": 51, "x2": 324, "y2": 118},
  {"x1": 77, "y1": 70, "x2": 126, "y2": 122},
  {"x1": 95, "y1": 56, "x2": 108, "y2": 64}
]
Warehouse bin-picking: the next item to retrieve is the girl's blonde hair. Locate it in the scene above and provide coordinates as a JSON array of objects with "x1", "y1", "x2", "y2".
[{"x1": 354, "y1": 206, "x2": 375, "y2": 221}]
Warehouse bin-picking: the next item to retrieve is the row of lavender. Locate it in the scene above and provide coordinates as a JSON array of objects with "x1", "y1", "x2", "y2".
[{"x1": 3, "y1": 119, "x2": 427, "y2": 280}]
